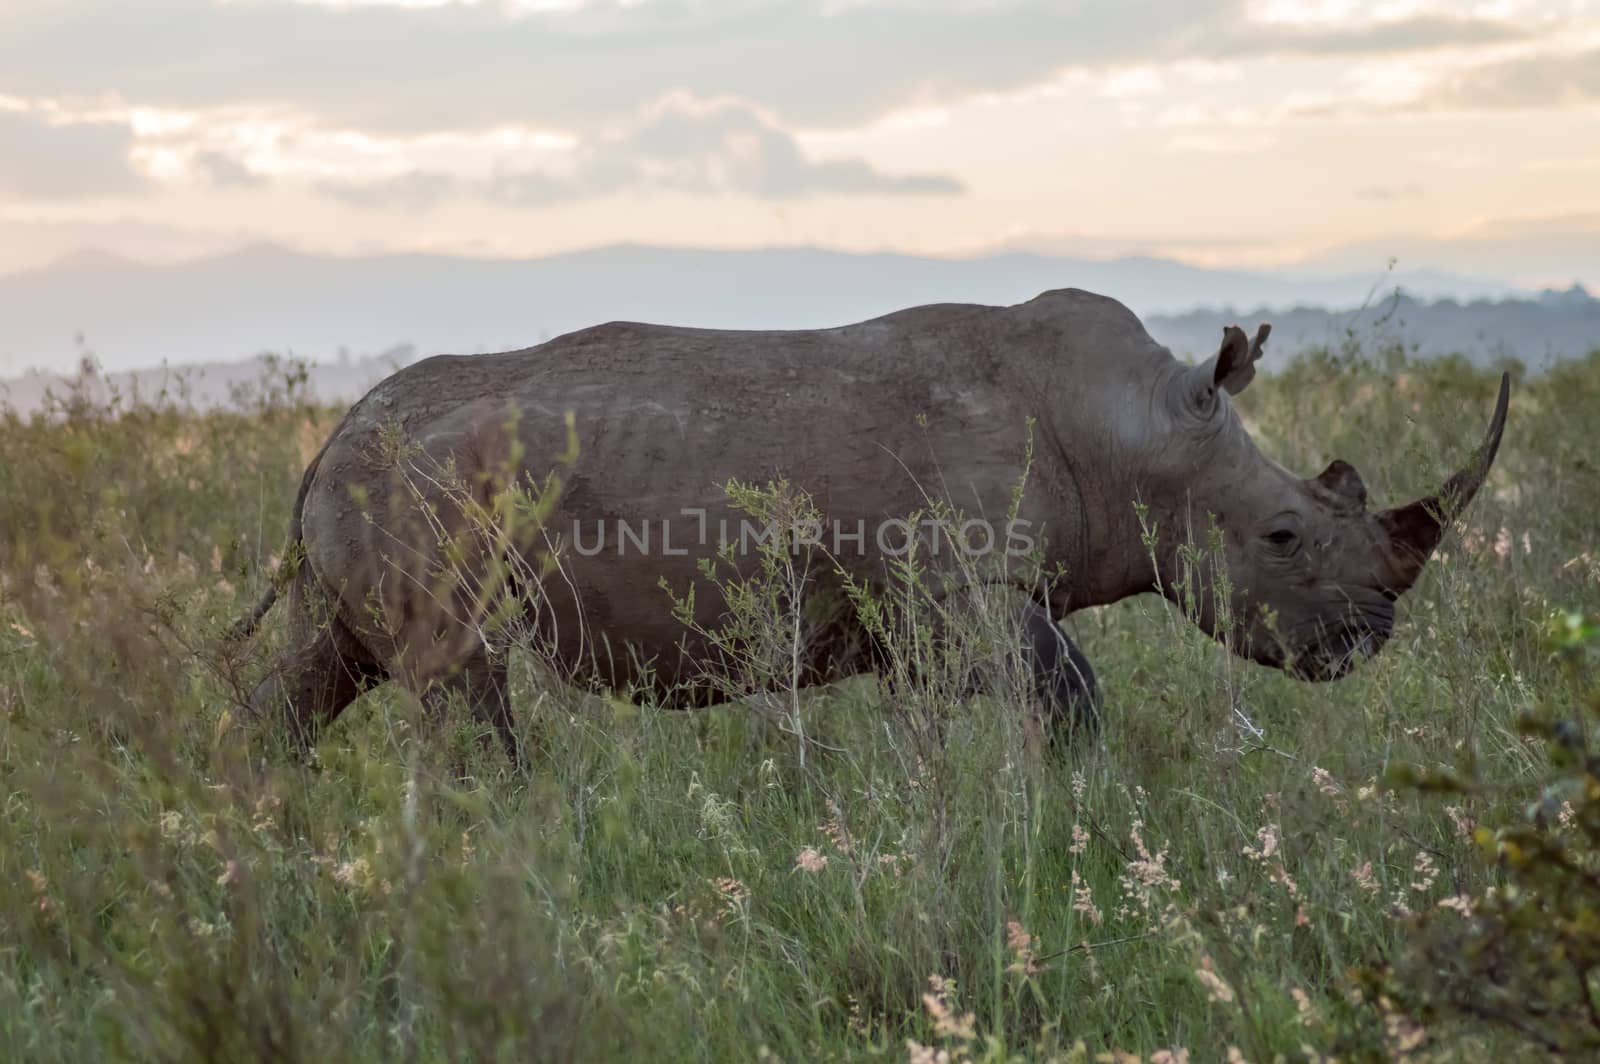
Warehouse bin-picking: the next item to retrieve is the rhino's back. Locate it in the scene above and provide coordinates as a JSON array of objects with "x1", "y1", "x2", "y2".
[
  {"x1": 327, "y1": 299, "x2": 1022, "y2": 496},
  {"x1": 387, "y1": 299, "x2": 1007, "y2": 412},
  {"x1": 333, "y1": 286, "x2": 1151, "y2": 445}
]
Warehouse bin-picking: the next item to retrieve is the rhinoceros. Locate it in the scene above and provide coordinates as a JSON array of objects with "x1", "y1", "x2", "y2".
[{"x1": 232, "y1": 288, "x2": 1508, "y2": 763}]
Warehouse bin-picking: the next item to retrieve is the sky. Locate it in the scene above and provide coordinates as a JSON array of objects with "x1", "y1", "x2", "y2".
[{"x1": 1, "y1": 0, "x2": 1597, "y2": 285}]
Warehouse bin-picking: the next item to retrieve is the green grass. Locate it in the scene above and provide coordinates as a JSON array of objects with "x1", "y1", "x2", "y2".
[{"x1": 1, "y1": 348, "x2": 1597, "y2": 1061}]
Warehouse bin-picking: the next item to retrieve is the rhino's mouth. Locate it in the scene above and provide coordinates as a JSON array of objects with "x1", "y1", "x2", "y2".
[
  {"x1": 1243, "y1": 596, "x2": 1397, "y2": 681},
  {"x1": 1287, "y1": 613, "x2": 1395, "y2": 682}
]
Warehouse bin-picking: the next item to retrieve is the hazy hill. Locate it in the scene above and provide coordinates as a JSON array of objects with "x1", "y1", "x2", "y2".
[
  {"x1": 1149, "y1": 285, "x2": 1600, "y2": 364},
  {"x1": 0, "y1": 243, "x2": 1528, "y2": 374},
  {"x1": 0, "y1": 244, "x2": 1593, "y2": 412},
  {"x1": 0, "y1": 347, "x2": 419, "y2": 418}
]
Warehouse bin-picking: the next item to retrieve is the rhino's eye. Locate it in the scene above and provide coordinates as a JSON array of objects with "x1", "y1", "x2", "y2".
[{"x1": 1264, "y1": 528, "x2": 1299, "y2": 555}]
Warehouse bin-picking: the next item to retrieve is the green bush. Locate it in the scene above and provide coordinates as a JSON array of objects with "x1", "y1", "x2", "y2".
[{"x1": 1371, "y1": 609, "x2": 1600, "y2": 1056}]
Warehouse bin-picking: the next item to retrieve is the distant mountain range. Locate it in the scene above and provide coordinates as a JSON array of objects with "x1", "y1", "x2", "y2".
[
  {"x1": 1149, "y1": 285, "x2": 1600, "y2": 370},
  {"x1": 0, "y1": 244, "x2": 1594, "y2": 412}
]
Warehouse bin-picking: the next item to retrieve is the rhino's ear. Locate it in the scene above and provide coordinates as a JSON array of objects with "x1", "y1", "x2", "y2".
[{"x1": 1207, "y1": 322, "x2": 1271, "y2": 396}]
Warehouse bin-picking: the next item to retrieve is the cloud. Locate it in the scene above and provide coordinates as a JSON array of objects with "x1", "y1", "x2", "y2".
[
  {"x1": 319, "y1": 170, "x2": 460, "y2": 210},
  {"x1": 1233, "y1": 13, "x2": 1528, "y2": 57},
  {"x1": 319, "y1": 98, "x2": 964, "y2": 209},
  {"x1": 1456, "y1": 211, "x2": 1600, "y2": 243},
  {"x1": 0, "y1": 110, "x2": 145, "y2": 198},
  {"x1": 1355, "y1": 183, "x2": 1422, "y2": 200},
  {"x1": 1419, "y1": 46, "x2": 1600, "y2": 109},
  {"x1": 602, "y1": 98, "x2": 964, "y2": 199},
  {"x1": 1302, "y1": 211, "x2": 1600, "y2": 287},
  {"x1": 193, "y1": 150, "x2": 264, "y2": 189},
  {"x1": 1289, "y1": 45, "x2": 1600, "y2": 118},
  {"x1": 0, "y1": 0, "x2": 1543, "y2": 136}
]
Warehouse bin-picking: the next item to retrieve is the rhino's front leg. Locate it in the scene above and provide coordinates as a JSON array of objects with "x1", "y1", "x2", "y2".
[{"x1": 1019, "y1": 604, "x2": 1100, "y2": 741}]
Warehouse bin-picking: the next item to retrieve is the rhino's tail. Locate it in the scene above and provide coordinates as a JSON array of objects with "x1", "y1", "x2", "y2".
[{"x1": 226, "y1": 443, "x2": 328, "y2": 643}]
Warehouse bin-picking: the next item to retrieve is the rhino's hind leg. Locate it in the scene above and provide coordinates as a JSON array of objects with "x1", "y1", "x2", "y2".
[
  {"x1": 419, "y1": 646, "x2": 524, "y2": 770},
  {"x1": 247, "y1": 564, "x2": 388, "y2": 755},
  {"x1": 249, "y1": 624, "x2": 387, "y2": 753},
  {"x1": 1019, "y1": 604, "x2": 1101, "y2": 741}
]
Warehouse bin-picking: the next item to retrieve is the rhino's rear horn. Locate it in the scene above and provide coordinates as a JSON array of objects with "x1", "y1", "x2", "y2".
[
  {"x1": 1313, "y1": 459, "x2": 1368, "y2": 507},
  {"x1": 1378, "y1": 372, "x2": 1511, "y2": 589}
]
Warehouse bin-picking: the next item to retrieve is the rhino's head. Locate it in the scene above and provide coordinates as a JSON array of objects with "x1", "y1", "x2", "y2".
[{"x1": 1146, "y1": 324, "x2": 1509, "y2": 681}]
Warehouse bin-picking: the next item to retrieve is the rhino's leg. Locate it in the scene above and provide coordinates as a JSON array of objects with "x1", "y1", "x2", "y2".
[
  {"x1": 249, "y1": 616, "x2": 387, "y2": 753},
  {"x1": 1019, "y1": 604, "x2": 1100, "y2": 741},
  {"x1": 419, "y1": 646, "x2": 523, "y2": 769},
  {"x1": 247, "y1": 561, "x2": 387, "y2": 751}
]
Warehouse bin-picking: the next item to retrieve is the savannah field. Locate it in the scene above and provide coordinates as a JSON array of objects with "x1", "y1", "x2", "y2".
[{"x1": 2, "y1": 343, "x2": 1599, "y2": 1062}]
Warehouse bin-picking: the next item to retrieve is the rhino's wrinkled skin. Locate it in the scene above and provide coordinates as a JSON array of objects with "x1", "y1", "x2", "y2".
[{"x1": 234, "y1": 289, "x2": 1509, "y2": 763}]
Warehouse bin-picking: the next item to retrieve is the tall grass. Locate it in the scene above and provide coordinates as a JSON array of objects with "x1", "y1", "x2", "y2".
[{"x1": 1, "y1": 348, "x2": 1597, "y2": 1061}]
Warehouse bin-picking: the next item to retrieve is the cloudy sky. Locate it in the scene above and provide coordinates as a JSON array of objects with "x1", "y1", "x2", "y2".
[{"x1": 1, "y1": 0, "x2": 1597, "y2": 283}]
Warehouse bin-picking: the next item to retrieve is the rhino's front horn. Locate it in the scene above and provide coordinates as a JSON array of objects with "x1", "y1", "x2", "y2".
[{"x1": 1378, "y1": 372, "x2": 1511, "y2": 591}]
